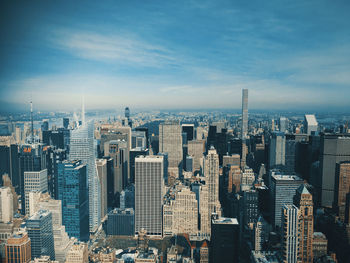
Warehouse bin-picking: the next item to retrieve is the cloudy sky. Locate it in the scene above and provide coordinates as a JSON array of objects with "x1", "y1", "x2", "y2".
[{"x1": 0, "y1": 0, "x2": 349, "y2": 111}]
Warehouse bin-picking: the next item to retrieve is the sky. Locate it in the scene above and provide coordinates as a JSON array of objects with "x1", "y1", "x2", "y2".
[{"x1": 0, "y1": 0, "x2": 350, "y2": 112}]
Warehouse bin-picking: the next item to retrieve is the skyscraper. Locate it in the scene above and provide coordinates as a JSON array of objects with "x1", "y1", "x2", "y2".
[
  {"x1": 27, "y1": 210, "x2": 55, "y2": 260},
  {"x1": 0, "y1": 187, "x2": 13, "y2": 223},
  {"x1": 282, "y1": 205, "x2": 300, "y2": 263},
  {"x1": 271, "y1": 172, "x2": 303, "y2": 228},
  {"x1": 69, "y1": 120, "x2": 101, "y2": 233},
  {"x1": 334, "y1": 162, "x2": 350, "y2": 221},
  {"x1": 304, "y1": 115, "x2": 318, "y2": 135},
  {"x1": 159, "y1": 120, "x2": 183, "y2": 174},
  {"x1": 269, "y1": 131, "x2": 286, "y2": 169},
  {"x1": 24, "y1": 169, "x2": 48, "y2": 216},
  {"x1": 96, "y1": 158, "x2": 108, "y2": 219},
  {"x1": 279, "y1": 117, "x2": 289, "y2": 133},
  {"x1": 135, "y1": 155, "x2": 164, "y2": 236},
  {"x1": 241, "y1": 88, "x2": 248, "y2": 140},
  {"x1": 294, "y1": 184, "x2": 314, "y2": 263},
  {"x1": 57, "y1": 160, "x2": 89, "y2": 242}
]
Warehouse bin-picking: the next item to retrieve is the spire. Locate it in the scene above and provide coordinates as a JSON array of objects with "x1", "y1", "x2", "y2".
[{"x1": 82, "y1": 95, "x2": 85, "y2": 125}]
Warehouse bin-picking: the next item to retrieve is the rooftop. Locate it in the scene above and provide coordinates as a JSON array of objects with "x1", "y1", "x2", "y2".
[{"x1": 212, "y1": 217, "x2": 239, "y2": 225}]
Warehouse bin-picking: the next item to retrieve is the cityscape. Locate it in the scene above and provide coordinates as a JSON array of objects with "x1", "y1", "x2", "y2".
[{"x1": 1, "y1": 1, "x2": 350, "y2": 263}]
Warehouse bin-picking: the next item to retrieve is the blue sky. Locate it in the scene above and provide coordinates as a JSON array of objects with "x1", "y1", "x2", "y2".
[{"x1": 0, "y1": 0, "x2": 349, "y2": 111}]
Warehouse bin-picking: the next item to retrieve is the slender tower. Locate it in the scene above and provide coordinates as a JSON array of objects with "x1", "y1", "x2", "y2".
[
  {"x1": 241, "y1": 89, "x2": 248, "y2": 140},
  {"x1": 30, "y1": 100, "x2": 34, "y2": 143}
]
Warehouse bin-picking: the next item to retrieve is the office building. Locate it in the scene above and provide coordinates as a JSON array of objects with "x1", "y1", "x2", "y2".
[
  {"x1": 131, "y1": 130, "x2": 147, "y2": 150},
  {"x1": 282, "y1": 205, "x2": 300, "y2": 263},
  {"x1": 222, "y1": 154, "x2": 240, "y2": 168},
  {"x1": 269, "y1": 132, "x2": 286, "y2": 169},
  {"x1": 227, "y1": 165, "x2": 241, "y2": 194},
  {"x1": 106, "y1": 208, "x2": 134, "y2": 236},
  {"x1": 0, "y1": 138, "x2": 19, "y2": 190},
  {"x1": 135, "y1": 155, "x2": 164, "y2": 236},
  {"x1": 120, "y1": 184, "x2": 135, "y2": 209},
  {"x1": 242, "y1": 190, "x2": 259, "y2": 225},
  {"x1": 63, "y1": 118, "x2": 69, "y2": 129},
  {"x1": 64, "y1": 242, "x2": 88, "y2": 263},
  {"x1": 271, "y1": 173, "x2": 303, "y2": 228},
  {"x1": 24, "y1": 169, "x2": 48, "y2": 216},
  {"x1": 5, "y1": 231, "x2": 31, "y2": 263},
  {"x1": 241, "y1": 89, "x2": 248, "y2": 140},
  {"x1": 96, "y1": 159, "x2": 108, "y2": 219},
  {"x1": 0, "y1": 187, "x2": 13, "y2": 223},
  {"x1": 210, "y1": 215, "x2": 239, "y2": 263},
  {"x1": 187, "y1": 140, "x2": 205, "y2": 172},
  {"x1": 182, "y1": 124, "x2": 194, "y2": 142},
  {"x1": 69, "y1": 121, "x2": 101, "y2": 233},
  {"x1": 163, "y1": 185, "x2": 198, "y2": 236},
  {"x1": 312, "y1": 232, "x2": 328, "y2": 260},
  {"x1": 159, "y1": 120, "x2": 183, "y2": 173},
  {"x1": 294, "y1": 184, "x2": 313, "y2": 263},
  {"x1": 27, "y1": 210, "x2": 55, "y2": 260},
  {"x1": 279, "y1": 117, "x2": 289, "y2": 133},
  {"x1": 320, "y1": 135, "x2": 350, "y2": 207},
  {"x1": 57, "y1": 160, "x2": 89, "y2": 242},
  {"x1": 334, "y1": 162, "x2": 350, "y2": 221},
  {"x1": 304, "y1": 115, "x2": 318, "y2": 135}
]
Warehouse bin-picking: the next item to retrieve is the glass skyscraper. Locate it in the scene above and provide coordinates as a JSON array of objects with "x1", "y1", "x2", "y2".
[
  {"x1": 57, "y1": 160, "x2": 89, "y2": 241},
  {"x1": 69, "y1": 120, "x2": 101, "y2": 233},
  {"x1": 26, "y1": 210, "x2": 55, "y2": 260}
]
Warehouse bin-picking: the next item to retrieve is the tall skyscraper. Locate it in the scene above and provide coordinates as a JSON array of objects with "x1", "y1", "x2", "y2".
[
  {"x1": 69, "y1": 120, "x2": 101, "y2": 233},
  {"x1": 5, "y1": 231, "x2": 31, "y2": 263},
  {"x1": 0, "y1": 187, "x2": 13, "y2": 223},
  {"x1": 135, "y1": 155, "x2": 164, "y2": 236},
  {"x1": 0, "y1": 138, "x2": 19, "y2": 190},
  {"x1": 320, "y1": 135, "x2": 350, "y2": 207},
  {"x1": 24, "y1": 169, "x2": 48, "y2": 216},
  {"x1": 27, "y1": 210, "x2": 55, "y2": 260},
  {"x1": 294, "y1": 184, "x2": 314, "y2": 263},
  {"x1": 271, "y1": 172, "x2": 303, "y2": 228},
  {"x1": 269, "y1": 131, "x2": 286, "y2": 169},
  {"x1": 334, "y1": 162, "x2": 350, "y2": 221},
  {"x1": 57, "y1": 160, "x2": 89, "y2": 242},
  {"x1": 241, "y1": 88, "x2": 248, "y2": 140},
  {"x1": 159, "y1": 120, "x2": 183, "y2": 174},
  {"x1": 96, "y1": 158, "x2": 108, "y2": 219},
  {"x1": 282, "y1": 205, "x2": 300, "y2": 263},
  {"x1": 279, "y1": 117, "x2": 289, "y2": 133}
]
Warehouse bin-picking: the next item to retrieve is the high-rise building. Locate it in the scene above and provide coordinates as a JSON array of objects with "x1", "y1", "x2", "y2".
[
  {"x1": 187, "y1": 140, "x2": 205, "y2": 172},
  {"x1": 304, "y1": 115, "x2": 318, "y2": 135},
  {"x1": 69, "y1": 121, "x2": 101, "y2": 232},
  {"x1": 0, "y1": 138, "x2": 19, "y2": 190},
  {"x1": 24, "y1": 169, "x2": 48, "y2": 216},
  {"x1": 269, "y1": 132, "x2": 286, "y2": 169},
  {"x1": 163, "y1": 185, "x2": 198, "y2": 236},
  {"x1": 271, "y1": 172, "x2": 303, "y2": 228},
  {"x1": 63, "y1": 118, "x2": 69, "y2": 129},
  {"x1": 320, "y1": 135, "x2": 350, "y2": 207},
  {"x1": 294, "y1": 184, "x2": 313, "y2": 263},
  {"x1": 159, "y1": 121, "x2": 183, "y2": 173},
  {"x1": 96, "y1": 159, "x2": 108, "y2": 219},
  {"x1": 241, "y1": 89, "x2": 248, "y2": 140},
  {"x1": 282, "y1": 205, "x2": 300, "y2": 263},
  {"x1": 334, "y1": 162, "x2": 350, "y2": 221},
  {"x1": 279, "y1": 117, "x2": 289, "y2": 133},
  {"x1": 182, "y1": 124, "x2": 194, "y2": 142},
  {"x1": 312, "y1": 232, "x2": 328, "y2": 260},
  {"x1": 135, "y1": 155, "x2": 164, "y2": 236},
  {"x1": 27, "y1": 210, "x2": 55, "y2": 260},
  {"x1": 210, "y1": 215, "x2": 239, "y2": 263},
  {"x1": 57, "y1": 160, "x2": 89, "y2": 242},
  {"x1": 242, "y1": 190, "x2": 259, "y2": 225},
  {"x1": 5, "y1": 231, "x2": 31, "y2": 263},
  {"x1": 0, "y1": 187, "x2": 13, "y2": 223}
]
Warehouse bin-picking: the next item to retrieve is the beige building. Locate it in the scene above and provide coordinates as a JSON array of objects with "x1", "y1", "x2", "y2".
[
  {"x1": 96, "y1": 159, "x2": 108, "y2": 219},
  {"x1": 187, "y1": 140, "x2": 205, "y2": 172},
  {"x1": 159, "y1": 121, "x2": 183, "y2": 173},
  {"x1": 0, "y1": 187, "x2": 13, "y2": 223},
  {"x1": 30, "y1": 255, "x2": 59, "y2": 263},
  {"x1": 5, "y1": 231, "x2": 31, "y2": 263},
  {"x1": 65, "y1": 243, "x2": 88, "y2": 263},
  {"x1": 163, "y1": 185, "x2": 198, "y2": 236},
  {"x1": 312, "y1": 232, "x2": 328, "y2": 260}
]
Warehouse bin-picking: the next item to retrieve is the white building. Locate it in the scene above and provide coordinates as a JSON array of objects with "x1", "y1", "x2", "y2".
[
  {"x1": 0, "y1": 187, "x2": 13, "y2": 223},
  {"x1": 304, "y1": 115, "x2": 318, "y2": 135},
  {"x1": 64, "y1": 242, "x2": 88, "y2": 263},
  {"x1": 282, "y1": 205, "x2": 300, "y2": 263},
  {"x1": 135, "y1": 155, "x2": 164, "y2": 236},
  {"x1": 24, "y1": 169, "x2": 48, "y2": 216}
]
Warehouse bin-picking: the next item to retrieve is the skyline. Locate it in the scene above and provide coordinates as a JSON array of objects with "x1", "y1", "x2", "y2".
[{"x1": 1, "y1": 0, "x2": 350, "y2": 111}]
